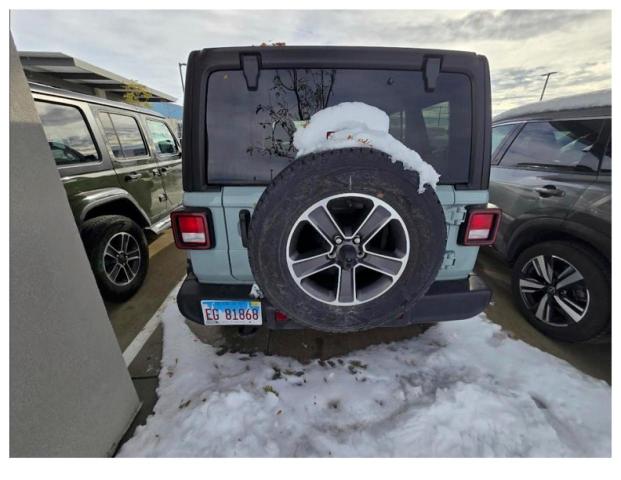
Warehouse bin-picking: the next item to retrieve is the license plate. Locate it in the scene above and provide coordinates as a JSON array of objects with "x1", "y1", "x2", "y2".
[{"x1": 200, "y1": 300, "x2": 262, "y2": 326}]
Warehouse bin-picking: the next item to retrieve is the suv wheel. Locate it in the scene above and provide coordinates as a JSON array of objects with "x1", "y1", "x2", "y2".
[
  {"x1": 512, "y1": 241, "x2": 610, "y2": 343},
  {"x1": 248, "y1": 148, "x2": 447, "y2": 332},
  {"x1": 81, "y1": 215, "x2": 149, "y2": 302}
]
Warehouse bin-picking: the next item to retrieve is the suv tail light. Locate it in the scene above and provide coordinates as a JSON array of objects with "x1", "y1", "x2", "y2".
[
  {"x1": 459, "y1": 207, "x2": 501, "y2": 246},
  {"x1": 171, "y1": 210, "x2": 213, "y2": 249}
]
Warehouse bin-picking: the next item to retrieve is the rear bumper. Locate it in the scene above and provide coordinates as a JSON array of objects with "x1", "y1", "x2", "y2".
[{"x1": 177, "y1": 273, "x2": 491, "y2": 330}]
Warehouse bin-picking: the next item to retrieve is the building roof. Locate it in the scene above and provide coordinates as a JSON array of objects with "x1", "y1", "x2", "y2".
[
  {"x1": 19, "y1": 51, "x2": 176, "y2": 103},
  {"x1": 494, "y1": 89, "x2": 611, "y2": 123}
]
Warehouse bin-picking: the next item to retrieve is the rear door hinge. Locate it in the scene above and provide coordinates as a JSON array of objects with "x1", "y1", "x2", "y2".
[
  {"x1": 441, "y1": 251, "x2": 456, "y2": 269},
  {"x1": 445, "y1": 206, "x2": 468, "y2": 225},
  {"x1": 423, "y1": 56, "x2": 442, "y2": 92},
  {"x1": 241, "y1": 53, "x2": 261, "y2": 91}
]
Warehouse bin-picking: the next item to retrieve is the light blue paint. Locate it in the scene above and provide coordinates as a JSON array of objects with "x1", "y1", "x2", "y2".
[{"x1": 185, "y1": 186, "x2": 488, "y2": 285}]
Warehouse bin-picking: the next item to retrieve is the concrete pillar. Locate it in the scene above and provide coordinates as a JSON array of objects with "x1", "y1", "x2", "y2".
[{"x1": 10, "y1": 35, "x2": 140, "y2": 457}]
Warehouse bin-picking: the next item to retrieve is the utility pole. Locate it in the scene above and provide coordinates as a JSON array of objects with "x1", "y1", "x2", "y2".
[
  {"x1": 178, "y1": 62, "x2": 187, "y2": 93},
  {"x1": 539, "y1": 71, "x2": 557, "y2": 101}
]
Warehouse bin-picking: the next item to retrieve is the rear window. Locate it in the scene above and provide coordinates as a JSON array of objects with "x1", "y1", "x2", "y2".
[
  {"x1": 206, "y1": 68, "x2": 472, "y2": 184},
  {"x1": 490, "y1": 124, "x2": 516, "y2": 164},
  {"x1": 147, "y1": 119, "x2": 179, "y2": 156},
  {"x1": 35, "y1": 101, "x2": 100, "y2": 166},
  {"x1": 499, "y1": 119, "x2": 604, "y2": 172}
]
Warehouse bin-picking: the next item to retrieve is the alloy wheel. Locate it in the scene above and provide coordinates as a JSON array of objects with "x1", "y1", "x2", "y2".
[
  {"x1": 103, "y1": 232, "x2": 141, "y2": 286},
  {"x1": 518, "y1": 254, "x2": 590, "y2": 326},
  {"x1": 286, "y1": 193, "x2": 410, "y2": 305}
]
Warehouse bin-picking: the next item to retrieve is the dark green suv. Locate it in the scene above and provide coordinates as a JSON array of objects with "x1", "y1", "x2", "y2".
[{"x1": 32, "y1": 83, "x2": 183, "y2": 301}]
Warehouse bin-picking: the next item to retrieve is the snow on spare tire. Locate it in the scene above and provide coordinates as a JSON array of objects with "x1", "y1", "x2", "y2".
[{"x1": 248, "y1": 102, "x2": 446, "y2": 332}]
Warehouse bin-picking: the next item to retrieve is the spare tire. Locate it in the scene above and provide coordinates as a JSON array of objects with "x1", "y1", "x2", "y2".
[{"x1": 248, "y1": 148, "x2": 446, "y2": 332}]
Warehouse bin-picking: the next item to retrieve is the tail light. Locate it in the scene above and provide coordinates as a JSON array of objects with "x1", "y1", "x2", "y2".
[
  {"x1": 171, "y1": 209, "x2": 213, "y2": 249},
  {"x1": 459, "y1": 207, "x2": 501, "y2": 246}
]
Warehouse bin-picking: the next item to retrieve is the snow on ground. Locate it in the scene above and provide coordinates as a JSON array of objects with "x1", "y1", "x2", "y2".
[
  {"x1": 118, "y1": 288, "x2": 610, "y2": 458},
  {"x1": 293, "y1": 102, "x2": 440, "y2": 193},
  {"x1": 494, "y1": 89, "x2": 611, "y2": 122}
]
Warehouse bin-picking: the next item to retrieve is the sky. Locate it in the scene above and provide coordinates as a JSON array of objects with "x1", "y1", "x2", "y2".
[{"x1": 10, "y1": 9, "x2": 611, "y2": 114}]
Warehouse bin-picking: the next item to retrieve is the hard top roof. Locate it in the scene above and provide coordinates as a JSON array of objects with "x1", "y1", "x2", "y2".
[
  {"x1": 29, "y1": 82, "x2": 165, "y2": 118},
  {"x1": 494, "y1": 89, "x2": 611, "y2": 123}
]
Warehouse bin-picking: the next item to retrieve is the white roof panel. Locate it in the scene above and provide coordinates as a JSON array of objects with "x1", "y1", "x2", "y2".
[{"x1": 494, "y1": 89, "x2": 611, "y2": 122}]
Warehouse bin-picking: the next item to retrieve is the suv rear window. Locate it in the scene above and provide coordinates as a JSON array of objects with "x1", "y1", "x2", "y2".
[
  {"x1": 206, "y1": 68, "x2": 472, "y2": 185},
  {"x1": 35, "y1": 101, "x2": 100, "y2": 166},
  {"x1": 500, "y1": 119, "x2": 604, "y2": 172}
]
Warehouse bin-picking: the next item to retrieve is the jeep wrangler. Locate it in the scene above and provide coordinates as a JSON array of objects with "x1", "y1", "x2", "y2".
[
  {"x1": 173, "y1": 46, "x2": 498, "y2": 332},
  {"x1": 32, "y1": 83, "x2": 183, "y2": 302}
]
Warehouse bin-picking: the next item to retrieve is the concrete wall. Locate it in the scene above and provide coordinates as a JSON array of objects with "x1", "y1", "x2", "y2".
[{"x1": 9, "y1": 36, "x2": 140, "y2": 457}]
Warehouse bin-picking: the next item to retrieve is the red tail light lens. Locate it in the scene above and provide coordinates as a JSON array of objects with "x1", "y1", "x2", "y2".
[
  {"x1": 171, "y1": 210, "x2": 212, "y2": 249},
  {"x1": 460, "y1": 208, "x2": 501, "y2": 246}
]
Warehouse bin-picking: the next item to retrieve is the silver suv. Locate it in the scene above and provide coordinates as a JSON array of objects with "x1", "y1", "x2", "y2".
[{"x1": 490, "y1": 90, "x2": 611, "y2": 342}]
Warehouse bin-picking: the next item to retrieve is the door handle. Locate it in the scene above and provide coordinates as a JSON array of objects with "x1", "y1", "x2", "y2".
[
  {"x1": 125, "y1": 172, "x2": 142, "y2": 182},
  {"x1": 534, "y1": 185, "x2": 565, "y2": 197}
]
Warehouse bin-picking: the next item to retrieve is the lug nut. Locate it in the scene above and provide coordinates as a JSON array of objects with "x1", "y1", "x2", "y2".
[
  {"x1": 353, "y1": 237, "x2": 361, "y2": 244},
  {"x1": 334, "y1": 236, "x2": 343, "y2": 245}
]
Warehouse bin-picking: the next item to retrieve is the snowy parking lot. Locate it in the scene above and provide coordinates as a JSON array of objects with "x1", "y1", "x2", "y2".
[{"x1": 119, "y1": 287, "x2": 611, "y2": 458}]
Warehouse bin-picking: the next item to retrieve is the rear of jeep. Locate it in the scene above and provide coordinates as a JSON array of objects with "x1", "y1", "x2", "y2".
[{"x1": 173, "y1": 46, "x2": 498, "y2": 332}]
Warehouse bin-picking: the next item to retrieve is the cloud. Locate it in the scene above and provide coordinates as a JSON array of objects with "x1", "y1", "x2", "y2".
[
  {"x1": 435, "y1": 10, "x2": 606, "y2": 41},
  {"x1": 9, "y1": 9, "x2": 611, "y2": 114}
]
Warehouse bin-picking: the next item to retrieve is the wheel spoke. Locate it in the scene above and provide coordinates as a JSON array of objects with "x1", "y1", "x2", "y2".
[
  {"x1": 360, "y1": 252, "x2": 403, "y2": 277},
  {"x1": 306, "y1": 206, "x2": 344, "y2": 242},
  {"x1": 337, "y1": 268, "x2": 355, "y2": 303},
  {"x1": 109, "y1": 263, "x2": 122, "y2": 282},
  {"x1": 126, "y1": 255, "x2": 141, "y2": 262},
  {"x1": 561, "y1": 295, "x2": 586, "y2": 314},
  {"x1": 126, "y1": 260, "x2": 139, "y2": 275},
  {"x1": 104, "y1": 250, "x2": 117, "y2": 259},
  {"x1": 119, "y1": 264, "x2": 130, "y2": 282},
  {"x1": 556, "y1": 265, "x2": 574, "y2": 282},
  {"x1": 118, "y1": 234, "x2": 127, "y2": 253},
  {"x1": 354, "y1": 206, "x2": 392, "y2": 242},
  {"x1": 555, "y1": 270, "x2": 583, "y2": 289},
  {"x1": 535, "y1": 294, "x2": 550, "y2": 322},
  {"x1": 553, "y1": 294, "x2": 584, "y2": 322},
  {"x1": 291, "y1": 254, "x2": 334, "y2": 279},
  {"x1": 519, "y1": 277, "x2": 546, "y2": 293},
  {"x1": 532, "y1": 255, "x2": 552, "y2": 283}
]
